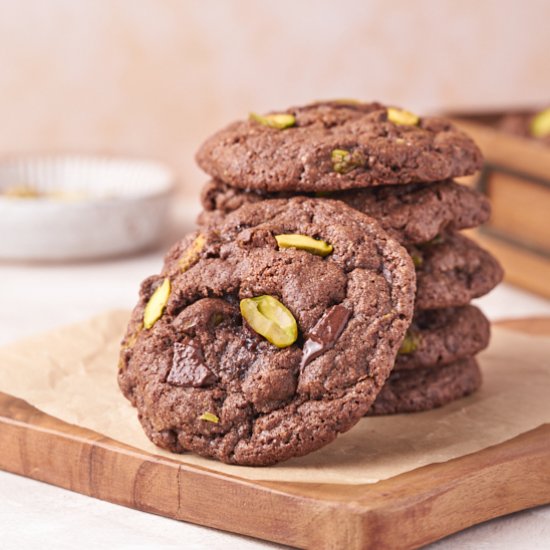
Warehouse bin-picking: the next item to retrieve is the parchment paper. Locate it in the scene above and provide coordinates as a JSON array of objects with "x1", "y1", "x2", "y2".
[{"x1": 1, "y1": 310, "x2": 549, "y2": 484}]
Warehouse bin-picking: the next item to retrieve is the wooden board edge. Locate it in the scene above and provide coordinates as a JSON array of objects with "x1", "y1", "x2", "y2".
[{"x1": 0, "y1": 392, "x2": 362, "y2": 549}]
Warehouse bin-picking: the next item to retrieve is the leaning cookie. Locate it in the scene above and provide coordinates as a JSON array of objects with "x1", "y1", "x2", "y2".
[
  {"x1": 395, "y1": 305, "x2": 490, "y2": 370},
  {"x1": 199, "y1": 179, "x2": 491, "y2": 245},
  {"x1": 119, "y1": 197, "x2": 416, "y2": 466},
  {"x1": 196, "y1": 101, "x2": 483, "y2": 193},
  {"x1": 411, "y1": 232, "x2": 504, "y2": 310},
  {"x1": 367, "y1": 357, "x2": 482, "y2": 416}
]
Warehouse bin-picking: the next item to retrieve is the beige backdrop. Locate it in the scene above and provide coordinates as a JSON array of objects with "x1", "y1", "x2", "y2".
[{"x1": 0, "y1": 0, "x2": 548, "y2": 194}]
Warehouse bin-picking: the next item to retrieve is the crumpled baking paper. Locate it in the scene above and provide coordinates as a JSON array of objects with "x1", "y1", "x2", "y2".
[{"x1": 0, "y1": 310, "x2": 549, "y2": 484}]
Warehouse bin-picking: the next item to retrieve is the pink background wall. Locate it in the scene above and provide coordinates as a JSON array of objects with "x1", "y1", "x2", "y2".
[{"x1": 0, "y1": 0, "x2": 548, "y2": 194}]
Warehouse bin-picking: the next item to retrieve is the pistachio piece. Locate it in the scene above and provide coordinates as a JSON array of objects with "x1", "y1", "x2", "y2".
[
  {"x1": 143, "y1": 277, "x2": 171, "y2": 329},
  {"x1": 331, "y1": 148, "x2": 365, "y2": 174},
  {"x1": 240, "y1": 295, "x2": 298, "y2": 348},
  {"x1": 530, "y1": 107, "x2": 550, "y2": 138},
  {"x1": 411, "y1": 253, "x2": 423, "y2": 268},
  {"x1": 398, "y1": 331, "x2": 420, "y2": 354},
  {"x1": 199, "y1": 412, "x2": 219, "y2": 423},
  {"x1": 249, "y1": 112, "x2": 296, "y2": 129},
  {"x1": 387, "y1": 107, "x2": 419, "y2": 126},
  {"x1": 275, "y1": 234, "x2": 333, "y2": 257},
  {"x1": 179, "y1": 234, "x2": 206, "y2": 272},
  {"x1": 211, "y1": 312, "x2": 225, "y2": 326}
]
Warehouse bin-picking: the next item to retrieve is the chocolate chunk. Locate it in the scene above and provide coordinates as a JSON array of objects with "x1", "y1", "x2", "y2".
[
  {"x1": 301, "y1": 304, "x2": 352, "y2": 368},
  {"x1": 167, "y1": 340, "x2": 217, "y2": 387}
]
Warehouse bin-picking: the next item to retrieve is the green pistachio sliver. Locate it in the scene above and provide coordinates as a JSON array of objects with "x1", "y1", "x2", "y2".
[
  {"x1": 331, "y1": 149, "x2": 350, "y2": 173},
  {"x1": 143, "y1": 278, "x2": 171, "y2": 329},
  {"x1": 179, "y1": 234, "x2": 205, "y2": 272},
  {"x1": 240, "y1": 295, "x2": 298, "y2": 348},
  {"x1": 331, "y1": 148, "x2": 365, "y2": 174},
  {"x1": 398, "y1": 331, "x2": 420, "y2": 354},
  {"x1": 530, "y1": 107, "x2": 550, "y2": 138},
  {"x1": 387, "y1": 107, "x2": 419, "y2": 126},
  {"x1": 199, "y1": 412, "x2": 219, "y2": 423},
  {"x1": 249, "y1": 112, "x2": 296, "y2": 129},
  {"x1": 411, "y1": 253, "x2": 423, "y2": 268},
  {"x1": 275, "y1": 234, "x2": 333, "y2": 257}
]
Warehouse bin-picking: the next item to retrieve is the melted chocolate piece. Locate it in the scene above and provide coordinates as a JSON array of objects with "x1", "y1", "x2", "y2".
[
  {"x1": 167, "y1": 340, "x2": 217, "y2": 387},
  {"x1": 301, "y1": 305, "x2": 352, "y2": 368}
]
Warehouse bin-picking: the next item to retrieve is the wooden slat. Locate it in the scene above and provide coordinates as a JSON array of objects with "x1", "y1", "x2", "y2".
[{"x1": 451, "y1": 118, "x2": 550, "y2": 299}]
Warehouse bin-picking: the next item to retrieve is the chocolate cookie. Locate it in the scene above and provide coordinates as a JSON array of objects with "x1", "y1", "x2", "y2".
[
  {"x1": 196, "y1": 101, "x2": 483, "y2": 193},
  {"x1": 395, "y1": 305, "x2": 490, "y2": 370},
  {"x1": 199, "y1": 179, "x2": 491, "y2": 245},
  {"x1": 411, "y1": 232, "x2": 503, "y2": 309},
  {"x1": 368, "y1": 357, "x2": 482, "y2": 416},
  {"x1": 118, "y1": 197, "x2": 416, "y2": 465}
]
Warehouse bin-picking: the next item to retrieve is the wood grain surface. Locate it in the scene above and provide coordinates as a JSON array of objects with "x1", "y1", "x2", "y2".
[{"x1": 1, "y1": 318, "x2": 549, "y2": 550}]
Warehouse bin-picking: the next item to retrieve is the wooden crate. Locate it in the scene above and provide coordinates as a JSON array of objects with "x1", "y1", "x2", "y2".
[{"x1": 450, "y1": 114, "x2": 550, "y2": 299}]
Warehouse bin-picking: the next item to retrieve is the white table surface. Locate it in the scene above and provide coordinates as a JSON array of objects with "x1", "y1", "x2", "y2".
[{"x1": 1, "y1": 200, "x2": 550, "y2": 550}]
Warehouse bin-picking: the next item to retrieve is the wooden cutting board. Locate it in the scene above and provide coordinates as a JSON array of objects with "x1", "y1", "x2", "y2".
[{"x1": 1, "y1": 317, "x2": 549, "y2": 550}]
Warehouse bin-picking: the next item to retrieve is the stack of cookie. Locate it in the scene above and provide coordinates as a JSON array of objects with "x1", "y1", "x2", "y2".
[
  {"x1": 195, "y1": 100, "x2": 503, "y2": 417},
  {"x1": 118, "y1": 100, "x2": 504, "y2": 466}
]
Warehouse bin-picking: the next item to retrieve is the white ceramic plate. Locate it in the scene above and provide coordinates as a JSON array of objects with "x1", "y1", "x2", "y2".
[{"x1": 0, "y1": 155, "x2": 175, "y2": 260}]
